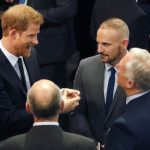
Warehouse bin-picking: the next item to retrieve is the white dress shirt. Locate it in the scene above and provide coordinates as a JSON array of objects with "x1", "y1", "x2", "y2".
[
  {"x1": 0, "y1": 40, "x2": 31, "y2": 90},
  {"x1": 33, "y1": 122, "x2": 59, "y2": 126}
]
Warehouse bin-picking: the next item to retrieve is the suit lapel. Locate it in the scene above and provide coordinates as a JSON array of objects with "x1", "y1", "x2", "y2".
[
  {"x1": 23, "y1": 57, "x2": 34, "y2": 85},
  {"x1": 105, "y1": 86, "x2": 124, "y2": 123},
  {"x1": 91, "y1": 58, "x2": 106, "y2": 117},
  {"x1": 23, "y1": 50, "x2": 39, "y2": 86},
  {"x1": 97, "y1": 61, "x2": 105, "y2": 112},
  {"x1": 0, "y1": 49, "x2": 26, "y2": 95}
]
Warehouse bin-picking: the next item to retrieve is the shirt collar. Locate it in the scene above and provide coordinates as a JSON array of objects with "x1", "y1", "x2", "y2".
[
  {"x1": 33, "y1": 122, "x2": 59, "y2": 126},
  {"x1": 105, "y1": 63, "x2": 116, "y2": 71},
  {"x1": 0, "y1": 40, "x2": 20, "y2": 67},
  {"x1": 126, "y1": 91, "x2": 150, "y2": 104}
]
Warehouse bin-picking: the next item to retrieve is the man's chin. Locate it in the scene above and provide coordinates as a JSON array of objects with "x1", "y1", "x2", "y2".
[
  {"x1": 101, "y1": 58, "x2": 110, "y2": 63},
  {"x1": 100, "y1": 55, "x2": 110, "y2": 63},
  {"x1": 28, "y1": 46, "x2": 32, "y2": 51},
  {"x1": 24, "y1": 49, "x2": 31, "y2": 57}
]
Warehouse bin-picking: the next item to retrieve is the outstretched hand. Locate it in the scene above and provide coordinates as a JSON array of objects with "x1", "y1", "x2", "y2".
[{"x1": 61, "y1": 88, "x2": 80, "y2": 113}]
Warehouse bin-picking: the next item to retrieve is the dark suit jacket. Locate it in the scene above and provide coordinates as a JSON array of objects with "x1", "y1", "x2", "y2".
[
  {"x1": 0, "y1": 48, "x2": 40, "y2": 141},
  {"x1": 0, "y1": 0, "x2": 18, "y2": 12},
  {"x1": 138, "y1": 0, "x2": 150, "y2": 3},
  {"x1": 138, "y1": 0, "x2": 150, "y2": 22},
  {"x1": 91, "y1": 0, "x2": 150, "y2": 51},
  {"x1": 28, "y1": 0, "x2": 77, "y2": 65},
  {"x1": 69, "y1": 55, "x2": 126, "y2": 144},
  {"x1": 105, "y1": 92, "x2": 150, "y2": 150},
  {"x1": 0, "y1": 125, "x2": 96, "y2": 150}
]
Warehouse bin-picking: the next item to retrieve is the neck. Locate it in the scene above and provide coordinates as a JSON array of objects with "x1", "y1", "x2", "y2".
[
  {"x1": 112, "y1": 49, "x2": 128, "y2": 66},
  {"x1": 34, "y1": 116, "x2": 58, "y2": 123},
  {"x1": 125, "y1": 88, "x2": 142, "y2": 97}
]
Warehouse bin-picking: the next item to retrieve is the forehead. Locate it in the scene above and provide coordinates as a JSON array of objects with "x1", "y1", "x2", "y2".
[
  {"x1": 27, "y1": 23, "x2": 40, "y2": 30},
  {"x1": 97, "y1": 28, "x2": 121, "y2": 43},
  {"x1": 21, "y1": 23, "x2": 40, "y2": 34}
]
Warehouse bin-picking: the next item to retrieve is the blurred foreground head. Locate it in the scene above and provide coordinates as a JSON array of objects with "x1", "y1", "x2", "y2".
[
  {"x1": 117, "y1": 47, "x2": 150, "y2": 95},
  {"x1": 26, "y1": 79, "x2": 63, "y2": 121}
]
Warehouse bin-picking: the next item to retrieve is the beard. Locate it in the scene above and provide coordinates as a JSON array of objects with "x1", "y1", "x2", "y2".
[{"x1": 14, "y1": 43, "x2": 32, "y2": 57}]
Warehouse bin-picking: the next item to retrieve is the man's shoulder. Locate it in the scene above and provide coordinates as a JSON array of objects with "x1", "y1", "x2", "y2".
[
  {"x1": 80, "y1": 54, "x2": 102, "y2": 66},
  {"x1": 82, "y1": 54, "x2": 100, "y2": 62},
  {"x1": 0, "y1": 133, "x2": 27, "y2": 148},
  {"x1": 77, "y1": 54, "x2": 104, "y2": 75},
  {"x1": 63, "y1": 131, "x2": 96, "y2": 146},
  {"x1": 4, "y1": 133, "x2": 26, "y2": 142}
]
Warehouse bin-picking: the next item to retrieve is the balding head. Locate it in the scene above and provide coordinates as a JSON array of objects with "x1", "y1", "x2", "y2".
[
  {"x1": 98, "y1": 17, "x2": 129, "y2": 41},
  {"x1": 26, "y1": 80, "x2": 62, "y2": 120}
]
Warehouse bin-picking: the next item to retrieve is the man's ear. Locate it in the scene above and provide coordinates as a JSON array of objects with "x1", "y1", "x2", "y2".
[
  {"x1": 122, "y1": 39, "x2": 129, "y2": 49},
  {"x1": 124, "y1": 39, "x2": 129, "y2": 46},
  {"x1": 120, "y1": 39, "x2": 129, "y2": 50},
  {"x1": 26, "y1": 102, "x2": 31, "y2": 113},
  {"x1": 60, "y1": 100, "x2": 64, "y2": 113},
  {"x1": 9, "y1": 28, "x2": 18, "y2": 39},
  {"x1": 127, "y1": 80, "x2": 135, "y2": 89}
]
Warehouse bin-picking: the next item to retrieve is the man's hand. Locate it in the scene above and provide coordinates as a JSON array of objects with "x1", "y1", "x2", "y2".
[{"x1": 61, "y1": 88, "x2": 80, "y2": 113}]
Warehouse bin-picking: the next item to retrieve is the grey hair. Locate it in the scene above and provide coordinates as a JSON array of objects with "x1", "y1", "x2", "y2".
[{"x1": 125, "y1": 48, "x2": 150, "y2": 91}]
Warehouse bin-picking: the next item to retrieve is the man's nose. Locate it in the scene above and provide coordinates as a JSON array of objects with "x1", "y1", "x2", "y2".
[
  {"x1": 97, "y1": 44, "x2": 104, "y2": 53},
  {"x1": 32, "y1": 36, "x2": 38, "y2": 45}
]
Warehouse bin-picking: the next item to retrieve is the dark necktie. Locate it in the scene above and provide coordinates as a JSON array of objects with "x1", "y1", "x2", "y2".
[
  {"x1": 105, "y1": 67, "x2": 116, "y2": 115},
  {"x1": 18, "y1": 58, "x2": 27, "y2": 91}
]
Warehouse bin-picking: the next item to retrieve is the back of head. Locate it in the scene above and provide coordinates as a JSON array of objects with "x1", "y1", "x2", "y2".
[
  {"x1": 99, "y1": 18, "x2": 130, "y2": 40},
  {"x1": 126, "y1": 48, "x2": 150, "y2": 91},
  {"x1": 1, "y1": 4, "x2": 43, "y2": 36},
  {"x1": 27, "y1": 79, "x2": 61, "y2": 119}
]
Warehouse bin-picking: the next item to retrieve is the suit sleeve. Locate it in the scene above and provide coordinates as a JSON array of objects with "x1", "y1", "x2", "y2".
[
  {"x1": 69, "y1": 60, "x2": 95, "y2": 139},
  {"x1": 30, "y1": 0, "x2": 77, "y2": 24},
  {"x1": 105, "y1": 117, "x2": 137, "y2": 150}
]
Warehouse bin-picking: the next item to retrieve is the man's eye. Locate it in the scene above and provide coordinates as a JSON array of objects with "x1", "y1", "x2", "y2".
[
  {"x1": 103, "y1": 43, "x2": 110, "y2": 47},
  {"x1": 28, "y1": 34, "x2": 37, "y2": 38}
]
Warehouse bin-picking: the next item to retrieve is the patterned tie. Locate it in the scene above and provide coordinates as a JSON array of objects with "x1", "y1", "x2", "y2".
[
  {"x1": 105, "y1": 67, "x2": 116, "y2": 115},
  {"x1": 18, "y1": 58, "x2": 27, "y2": 91}
]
